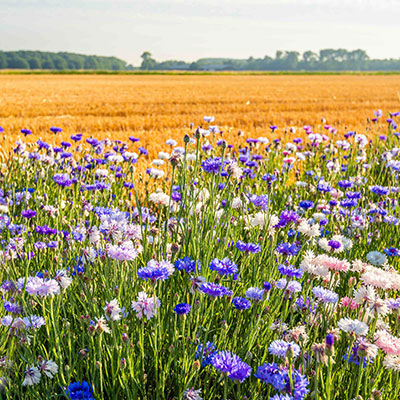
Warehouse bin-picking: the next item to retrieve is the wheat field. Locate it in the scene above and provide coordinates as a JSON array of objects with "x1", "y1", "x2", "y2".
[{"x1": 0, "y1": 74, "x2": 399, "y2": 155}]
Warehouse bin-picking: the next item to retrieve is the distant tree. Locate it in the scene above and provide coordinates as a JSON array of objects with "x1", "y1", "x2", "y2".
[
  {"x1": 140, "y1": 51, "x2": 157, "y2": 70},
  {"x1": 0, "y1": 52, "x2": 7, "y2": 68},
  {"x1": 27, "y1": 57, "x2": 41, "y2": 69}
]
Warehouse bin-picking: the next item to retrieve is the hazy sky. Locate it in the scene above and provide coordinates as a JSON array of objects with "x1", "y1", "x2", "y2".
[{"x1": 1, "y1": 0, "x2": 399, "y2": 65}]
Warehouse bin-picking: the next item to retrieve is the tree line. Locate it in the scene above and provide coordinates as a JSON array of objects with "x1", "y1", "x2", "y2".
[
  {"x1": 1, "y1": 49, "x2": 400, "y2": 71},
  {"x1": 140, "y1": 49, "x2": 400, "y2": 71},
  {"x1": 0, "y1": 51, "x2": 131, "y2": 70}
]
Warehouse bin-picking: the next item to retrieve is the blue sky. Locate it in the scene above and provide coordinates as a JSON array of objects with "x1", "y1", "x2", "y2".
[{"x1": 1, "y1": 0, "x2": 399, "y2": 65}]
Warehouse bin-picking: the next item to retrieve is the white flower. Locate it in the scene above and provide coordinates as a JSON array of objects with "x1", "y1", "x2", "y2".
[
  {"x1": 366, "y1": 251, "x2": 387, "y2": 266},
  {"x1": 383, "y1": 355, "x2": 400, "y2": 371},
  {"x1": 22, "y1": 367, "x2": 41, "y2": 386},
  {"x1": 258, "y1": 137, "x2": 269, "y2": 144},
  {"x1": 232, "y1": 197, "x2": 242, "y2": 209},
  {"x1": 95, "y1": 169, "x2": 109, "y2": 178},
  {"x1": 39, "y1": 359, "x2": 58, "y2": 378},
  {"x1": 149, "y1": 192, "x2": 170, "y2": 206},
  {"x1": 152, "y1": 159, "x2": 165, "y2": 167},
  {"x1": 353, "y1": 285, "x2": 376, "y2": 305},
  {"x1": 131, "y1": 291, "x2": 160, "y2": 320},
  {"x1": 104, "y1": 298, "x2": 122, "y2": 321},
  {"x1": 338, "y1": 318, "x2": 368, "y2": 336},
  {"x1": 250, "y1": 212, "x2": 268, "y2": 227},
  {"x1": 148, "y1": 168, "x2": 165, "y2": 179},
  {"x1": 158, "y1": 151, "x2": 170, "y2": 160}
]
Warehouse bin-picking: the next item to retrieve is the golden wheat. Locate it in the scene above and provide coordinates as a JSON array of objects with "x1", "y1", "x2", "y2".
[{"x1": 0, "y1": 74, "x2": 399, "y2": 157}]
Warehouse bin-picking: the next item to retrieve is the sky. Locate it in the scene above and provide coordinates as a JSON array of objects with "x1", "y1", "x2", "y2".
[{"x1": 0, "y1": 0, "x2": 399, "y2": 66}]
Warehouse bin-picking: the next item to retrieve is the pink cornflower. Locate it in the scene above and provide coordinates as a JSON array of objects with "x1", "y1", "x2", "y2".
[{"x1": 131, "y1": 291, "x2": 160, "y2": 320}]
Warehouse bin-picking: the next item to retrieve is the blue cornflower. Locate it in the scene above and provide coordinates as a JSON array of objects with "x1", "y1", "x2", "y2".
[
  {"x1": 384, "y1": 247, "x2": 400, "y2": 257},
  {"x1": 370, "y1": 185, "x2": 390, "y2": 196},
  {"x1": 236, "y1": 240, "x2": 261, "y2": 253},
  {"x1": 275, "y1": 210, "x2": 300, "y2": 228},
  {"x1": 252, "y1": 194, "x2": 269, "y2": 210},
  {"x1": 201, "y1": 157, "x2": 225, "y2": 174},
  {"x1": 298, "y1": 200, "x2": 314, "y2": 210},
  {"x1": 138, "y1": 147, "x2": 148, "y2": 155},
  {"x1": 200, "y1": 283, "x2": 233, "y2": 298},
  {"x1": 232, "y1": 297, "x2": 251, "y2": 310},
  {"x1": 338, "y1": 180, "x2": 354, "y2": 189},
  {"x1": 340, "y1": 198, "x2": 358, "y2": 208},
  {"x1": 316, "y1": 182, "x2": 332, "y2": 192},
  {"x1": 65, "y1": 381, "x2": 95, "y2": 400},
  {"x1": 195, "y1": 342, "x2": 218, "y2": 367},
  {"x1": 245, "y1": 287, "x2": 264, "y2": 301},
  {"x1": 137, "y1": 266, "x2": 169, "y2": 281},
  {"x1": 275, "y1": 243, "x2": 299, "y2": 257},
  {"x1": 278, "y1": 264, "x2": 303, "y2": 279},
  {"x1": 269, "y1": 340, "x2": 300, "y2": 359},
  {"x1": 209, "y1": 257, "x2": 238, "y2": 276},
  {"x1": 21, "y1": 209, "x2": 36, "y2": 219},
  {"x1": 50, "y1": 126, "x2": 62, "y2": 134},
  {"x1": 175, "y1": 257, "x2": 201, "y2": 273},
  {"x1": 174, "y1": 303, "x2": 191, "y2": 315},
  {"x1": 211, "y1": 351, "x2": 251, "y2": 382},
  {"x1": 21, "y1": 129, "x2": 32, "y2": 136},
  {"x1": 53, "y1": 173, "x2": 73, "y2": 187},
  {"x1": 312, "y1": 286, "x2": 338, "y2": 303}
]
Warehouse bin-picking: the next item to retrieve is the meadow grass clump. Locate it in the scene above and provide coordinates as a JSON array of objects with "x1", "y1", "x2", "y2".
[{"x1": 0, "y1": 111, "x2": 400, "y2": 399}]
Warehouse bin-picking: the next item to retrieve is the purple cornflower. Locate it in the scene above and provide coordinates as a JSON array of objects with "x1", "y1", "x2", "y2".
[
  {"x1": 21, "y1": 129, "x2": 32, "y2": 136},
  {"x1": 129, "y1": 136, "x2": 140, "y2": 142},
  {"x1": 139, "y1": 147, "x2": 148, "y2": 155},
  {"x1": 53, "y1": 173, "x2": 73, "y2": 187},
  {"x1": 209, "y1": 257, "x2": 238, "y2": 276},
  {"x1": 200, "y1": 283, "x2": 233, "y2": 298},
  {"x1": 251, "y1": 194, "x2": 269, "y2": 210},
  {"x1": 299, "y1": 200, "x2": 314, "y2": 210},
  {"x1": 35, "y1": 225, "x2": 57, "y2": 235},
  {"x1": 370, "y1": 185, "x2": 390, "y2": 196},
  {"x1": 275, "y1": 243, "x2": 299, "y2": 257},
  {"x1": 232, "y1": 296, "x2": 251, "y2": 310},
  {"x1": 50, "y1": 126, "x2": 62, "y2": 134},
  {"x1": 312, "y1": 286, "x2": 338, "y2": 303},
  {"x1": 245, "y1": 287, "x2": 264, "y2": 301},
  {"x1": 316, "y1": 182, "x2": 332, "y2": 192},
  {"x1": 175, "y1": 257, "x2": 201, "y2": 273},
  {"x1": 195, "y1": 342, "x2": 218, "y2": 367},
  {"x1": 269, "y1": 340, "x2": 301, "y2": 359},
  {"x1": 278, "y1": 264, "x2": 303, "y2": 279},
  {"x1": 21, "y1": 209, "x2": 36, "y2": 219},
  {"x1": 328, "y1": 240, "x2": 341, "y2": 250},
  {"x1": 174, "y1": 303, "x2": 191, "y2": 315},
  {"x1": 236, "y1": 240, "x2": 261, "y2": 253},
  {"x1": 384, "y1": 247, "x2": 400, "y2": 257},
  {"x1": 201, "y1": 157, "x2": 225, "y2": 174},
  {"x1": 211, "y1": 351, "x2": 252, "y2": 382},
  {"x1": 275, "y1": 210, "x2": 300, "y2": 228},
  {"x1": 340, "y1": 198, "x2": 358, "y2": 208},
  {"x1": 137, "y1": 266, "x2": 169, "y2": 282}
]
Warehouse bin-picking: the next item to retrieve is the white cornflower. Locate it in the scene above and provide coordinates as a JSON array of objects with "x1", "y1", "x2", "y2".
[
  {"x1": 22, "y1": 367, "x2": 41, "y2": 386},
  {"x1": 39, "y1": 359, "x2": 58, "y2": 378},
  {"x1": 104, "y1": 298, "x2": 122, "y2": 321},
  {"x1": 366, "y1": 251, "x2": 387, "y2": 266},
  {"x1": 158, "y1": 151, "x2": 170, "y2": 160},
  {"x1": 149, "y1": 192, "x2": 170, "y2": 207},
  {"x1": 338, "y1": 318, "x2": 368, "y2": 336}
]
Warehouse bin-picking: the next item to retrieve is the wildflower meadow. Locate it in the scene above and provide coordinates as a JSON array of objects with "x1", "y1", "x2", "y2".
[{"x1": 1, "y1": 111, "x2": 400, "y2": 400}]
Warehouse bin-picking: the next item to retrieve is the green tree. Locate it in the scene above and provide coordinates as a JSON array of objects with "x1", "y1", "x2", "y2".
[{"x1": 140, "y1": 51, "x2": 157, "y2": 70}]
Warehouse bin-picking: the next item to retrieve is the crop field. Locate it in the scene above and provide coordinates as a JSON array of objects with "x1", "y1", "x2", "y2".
[
  {"x1": 1, "y1": 74, "x2": 400, "y2": 400},
  {"x1": 0, "y1": 74, "x2": 400, "y2": 156}
]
